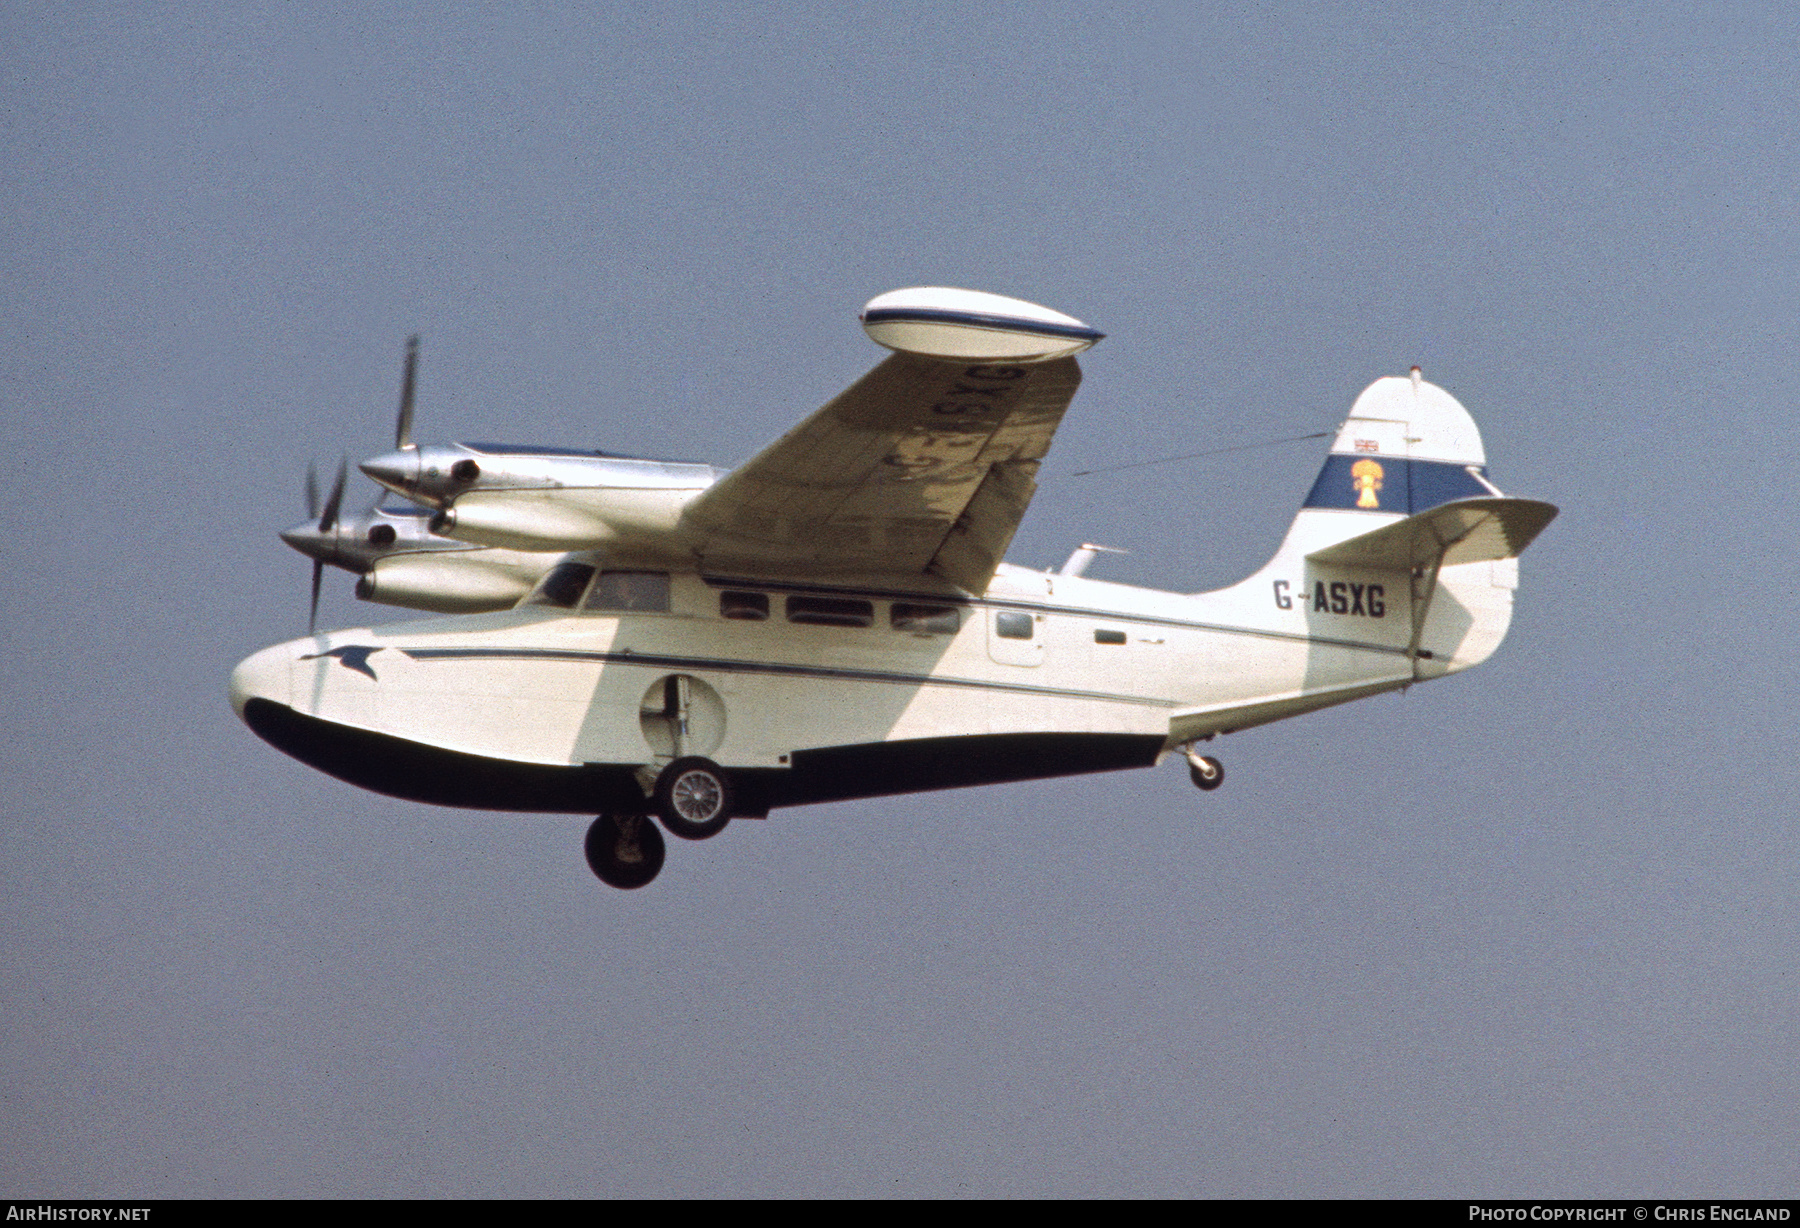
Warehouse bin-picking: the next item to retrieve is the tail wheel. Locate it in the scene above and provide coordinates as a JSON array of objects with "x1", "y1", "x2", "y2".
[
  {"x1": 585, "y1": 813, "x2": 665, "y2": 889},
  {"x1": 653, "y1": 756, "x2": 735, "y2": 841},
  {"x1": 1188, "y1": 756, "x2": 1224, "y2": 792}
]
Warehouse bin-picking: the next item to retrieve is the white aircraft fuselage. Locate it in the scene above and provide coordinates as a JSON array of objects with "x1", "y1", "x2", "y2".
[{"x1": 229, "y1": 504, "x2": 1524, "y2": 814}]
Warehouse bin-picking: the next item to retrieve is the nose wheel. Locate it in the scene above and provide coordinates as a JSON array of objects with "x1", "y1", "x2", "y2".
[{"x1": 585, "y1": 813, "x2": 666, "y2": 889}]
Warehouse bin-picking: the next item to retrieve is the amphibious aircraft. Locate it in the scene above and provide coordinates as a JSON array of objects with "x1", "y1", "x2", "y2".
[{"x1": 232, "y1": 287, "x2": 1557, "y2": 889}]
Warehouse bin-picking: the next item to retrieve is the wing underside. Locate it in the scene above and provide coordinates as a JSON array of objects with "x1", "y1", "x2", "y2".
[{"x1": 681, "y1": 354, "x2": 1082, "y2": 593}]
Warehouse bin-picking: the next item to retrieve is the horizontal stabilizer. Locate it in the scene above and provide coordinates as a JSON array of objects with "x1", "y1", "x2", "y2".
[{"x1": 1307, "y1": 497, "x2": 1558, "y2": 570}]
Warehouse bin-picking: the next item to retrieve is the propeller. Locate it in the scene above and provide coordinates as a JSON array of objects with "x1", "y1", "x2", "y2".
[
  {"x1": 394, "y1": 334, "x2": 419, "y2": 451},
  {"x1": 285, "y1": 336, "x2": 418, "y2": 633},
  {"x1": 304, "y1": 458, "x2": 347, "y2": 634}
]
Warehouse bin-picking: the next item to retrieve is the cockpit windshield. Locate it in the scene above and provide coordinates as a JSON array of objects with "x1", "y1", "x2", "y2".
[{"x1": 523, "y1": 562, "x2": 596, "y2": 609}]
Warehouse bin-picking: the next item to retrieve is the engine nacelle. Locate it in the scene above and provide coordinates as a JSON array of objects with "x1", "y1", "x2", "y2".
[
  {"x1": 355, "y1": 552, "x2": 542, "y2": 613},
  {"x1": 433, "y1": 487, "x2": 701, "y2": 553}
]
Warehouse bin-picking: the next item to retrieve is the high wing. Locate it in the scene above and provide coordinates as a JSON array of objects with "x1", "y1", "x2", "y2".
[
  {"x1": 680, "y1": 286, "x2": 1102, "y2": 593},
  {"x1": 681, "y1": 351, "x2": 1083, "y2": 593},
  {"x1": 352, "y1": 288, "x2": 1104, "y2": 580}
]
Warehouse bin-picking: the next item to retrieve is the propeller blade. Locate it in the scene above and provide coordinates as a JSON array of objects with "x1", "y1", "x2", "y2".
[
  {"x1": 305, "y1": 461, "x2": 320, "y2": 521},
  {"x1": 395, "y1": 335, "x2": 419, "y2": 450},
  {"x1": 318, "y1": 458, "x2": 347, "y2": 532},
  {"x1": 309, "y1": 559, "x2": 324, "y2": 634}
]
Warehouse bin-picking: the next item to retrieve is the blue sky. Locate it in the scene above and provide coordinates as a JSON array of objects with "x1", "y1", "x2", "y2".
[{"x1": 3, "y1": 1, "x2": 1795, "y2": 1196}]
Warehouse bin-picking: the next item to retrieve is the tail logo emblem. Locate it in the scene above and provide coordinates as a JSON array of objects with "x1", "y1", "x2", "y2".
[{"x1": 1351, "y1": 458, "x2": 1385, "y2": 508}]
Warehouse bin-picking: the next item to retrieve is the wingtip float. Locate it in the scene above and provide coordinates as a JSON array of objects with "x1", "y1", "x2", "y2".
[{"x1": 859, "y1": 286, "x2": 1104, "y2": 363}]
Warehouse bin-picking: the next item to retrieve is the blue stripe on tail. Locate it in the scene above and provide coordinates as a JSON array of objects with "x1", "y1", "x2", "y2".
[{"x1": 1303, "y1": 456, "x2": 1494, "y2": 514}]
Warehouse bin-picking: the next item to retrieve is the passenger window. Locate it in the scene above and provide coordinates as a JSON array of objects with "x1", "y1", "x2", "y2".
[
  {"x1": 1094, "y1": 629, "x2": 1127, "y2": 645},
  {"x1": 891, "y1": 603, "x2": 961, "y2": 634},
  {"x1": 525, "y1": 562, "x2": 596, "y2": 609},
  {"x1": 995, "y1": 611, "x2": 1034, "y2": 640},
  {"x1": 583, "y1": 571, "x2": 671, "y2": 613},
  {"x1": 786, "y1": 596, "x2": 874, "y2": 628},
  {"x1": 720, "y1": 591, "x2": 770, "y2": 621}
]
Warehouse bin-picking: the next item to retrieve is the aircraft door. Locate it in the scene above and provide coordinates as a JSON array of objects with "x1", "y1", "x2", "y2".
[{"x1": 987, "y1": 609, "x2": 1044, "y2": 666}]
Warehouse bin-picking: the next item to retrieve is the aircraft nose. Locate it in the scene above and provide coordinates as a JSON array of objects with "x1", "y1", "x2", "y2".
[
  {"x1": 228, "y1": 642, "x2": 294, "y2": 719},
  {"x1": 360, "y1": 449, "x2": 419, "y2": 497}
]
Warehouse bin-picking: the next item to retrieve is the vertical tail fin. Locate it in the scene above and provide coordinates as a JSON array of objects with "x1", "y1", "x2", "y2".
[
  {"x1": 1277, "y1": 367, "x2": 1500, "y2": 559},
  {"x1": 1214, "y1": 369, "x2": 1555, "y2": 678}
]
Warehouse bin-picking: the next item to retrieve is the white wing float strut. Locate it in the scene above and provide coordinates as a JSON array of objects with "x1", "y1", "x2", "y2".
[{"x1": 1307, "y1": 495, "x2": 1559, "y2": 672}]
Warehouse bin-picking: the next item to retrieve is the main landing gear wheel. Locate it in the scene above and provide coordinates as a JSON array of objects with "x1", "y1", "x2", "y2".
[
  {"x1": 585, "y1": 813, "x2": 665, "y2": 889},
  {"x1": 1188, "y1": 755, "x2": 1224, "y2": 792},
  {"x1": 653, "y1": 756, "x2": 735, "y2": 841}
]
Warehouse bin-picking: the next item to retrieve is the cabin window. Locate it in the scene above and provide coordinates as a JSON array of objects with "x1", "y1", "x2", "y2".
[
  {"x1": 786, "y1": 596, "x2": 874, "y2": 628},
  {"x1": 583, "y1": 571, "x2": 671, "y2": 613},
  {"x1": 525, "y1": 562, "x2": 596, "y2": 609},
  {"x1": 1094, "y1": 629, "x2": 1127, "y2": 645},
  {"x1": 891, "y1": 602, "x2": 961, "y2": 634},
  {"x1": 720, "y1": 591, "x2": 769, "y2": 621},
  {"x1": 994, "y1": 611, "x2": 1035, "y2": 640}
]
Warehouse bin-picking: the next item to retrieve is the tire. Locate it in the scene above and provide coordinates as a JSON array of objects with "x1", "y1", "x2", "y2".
[
  {"x1": 1188, "y1": 756, "x2": 1224, "y2": 792},
  {"x1": 653, "y1": 756, "x2": 735, "y2": 840},
  {"x1": 584, "y1": 813, "x2": 665, "y2": 889}
]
